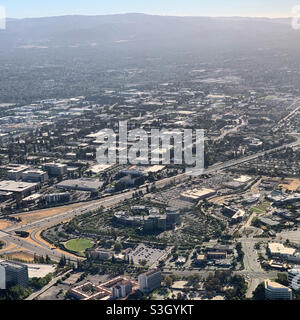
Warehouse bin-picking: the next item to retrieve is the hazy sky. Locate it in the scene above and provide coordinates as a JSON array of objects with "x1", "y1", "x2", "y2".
[{"x1": 0, "y1": 0, "x2": 299, "y2": 19}]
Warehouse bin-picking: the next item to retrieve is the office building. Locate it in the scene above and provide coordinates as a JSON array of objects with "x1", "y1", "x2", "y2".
[
  {"x1": 166, "y1": 207, "x2": 181, "y2": 228},
  {"x1": 0, "y1": 180, "x2": 39, "y2": 197},
  {"x1": 45, "y1": 192, "x2": 70, "y2": 204},
  {"x1": 138, "y1": 269, "x2": 162, "y2": 293},
  {"x1": 0, "y1": 260, "x2": 29, "y2": 289},
  {"x1": 56, "y1": 178, "x2": 103, "y2": 192},
  {"x1": 91, "y1": 249, "x2": 112, "y2": 260},
  {"x1": 267, "y1": 243, "x2": 298, "y2": 261},
  {"x1": 112, "y1": 280, "x2": 132, "y2": 299},
  {"x1": 180, "y1": 188, "x2": 216, "y2": 202},
  {"x1": 288, "y1": 268, "x2": 300, "y2": 291},
  {"x1": 206, "y1": 252, "x2": 227, "y2": 260},
  {"x1": 43, "y1": 163, "x2": 67, "y2": 176},
  {"x1": 264, "y1": 279, "x2": 292, "y2": 300},
  {"x1": 22, "y1": 169, "x2": 48, "y2": 183},
  {"x1": 6, "y1": 165, "x2": 29, "y2": 181}
]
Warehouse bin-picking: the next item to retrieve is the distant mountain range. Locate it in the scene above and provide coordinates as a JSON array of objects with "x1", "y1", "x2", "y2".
[{"x1": 0, "y1": 13, "x2": 298, "y2": 55}]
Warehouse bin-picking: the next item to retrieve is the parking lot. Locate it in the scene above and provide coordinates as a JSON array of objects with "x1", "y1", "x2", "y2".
[{"x1": 128, "y1": 244, "x2": 167, "y2": 266}]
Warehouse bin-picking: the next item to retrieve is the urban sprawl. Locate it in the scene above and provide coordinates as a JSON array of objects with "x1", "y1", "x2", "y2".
[{"x1": 0, "y1": 66, "x2": 299, "y2": 301}]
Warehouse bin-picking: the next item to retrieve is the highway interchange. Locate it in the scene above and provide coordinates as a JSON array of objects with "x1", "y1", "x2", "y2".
[
  {"x1": 1, "y1": 132, "x2": 299, "y2": 262},
  {"x1": 0, "y1": 128, "x2": 299, "y2": 297}
]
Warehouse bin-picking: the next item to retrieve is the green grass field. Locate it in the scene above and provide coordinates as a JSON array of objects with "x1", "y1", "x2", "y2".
[
  {"x1": 250, "y1": 201, "x2": 270, "y2": 214},
  {"x1": 64, "y1": 238, "x2": 93, "y2": 253}
]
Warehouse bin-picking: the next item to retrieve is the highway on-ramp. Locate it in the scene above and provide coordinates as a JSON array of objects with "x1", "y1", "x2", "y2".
[{"x1": 1, "y1": 134, "x2": 299, "y2": 263}]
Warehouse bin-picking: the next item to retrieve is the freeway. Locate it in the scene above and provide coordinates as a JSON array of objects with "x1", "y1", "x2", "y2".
[
  {"x1": 272, "y1": 100, "x2": 300, "y2": 133},
  {"x1": 204, "y1": 133, "x2": 300, "y2": 175},
  {"x1": 0, "y1": 230, "x2": 81, "y2": 263},
  {"x1": 0, "y1": 133, "x2": 299, "y2": 263},
  {"x1": 0, "y1": 191, "x2": 139, "y2": 262}
]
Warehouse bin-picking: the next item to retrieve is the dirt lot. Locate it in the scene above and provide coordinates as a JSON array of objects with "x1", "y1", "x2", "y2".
[
  {"x1": 2, "y1": 250, "x2": 35, "y2": 263},
  {"x1": 278, "y1": 179, "x2": 300, "y2": 192},
  {"x1": 0, "y1": 220, "x2": 13, "y2": 230},
  {"x1": 15, "y1": 202, "x2": 85, "y2": 225}
]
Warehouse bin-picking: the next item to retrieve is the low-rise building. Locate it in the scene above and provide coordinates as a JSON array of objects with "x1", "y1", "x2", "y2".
[
  {"x1": 268, "y1": 243, "x2": 297, "y2": 260},
  {"x1": 214, "y1": 259, "x2": 232, "y2": 268},
  {"x1": 5, "y1": 164, "x2": 29, "y2": 181},
  {"x1": 195, "y1": 254, "x2": 207, "y2": 265},
  {"x1": 69, "y1": 276, "x2": 138, "y2": 300},
  {"x1": 180, "y1": 188, "x2": 216, "y2": 202},
  {"x1": 45, "y1": 192, "x2": 70, "y2": 204},
  {"x1": 68, "y1": 282, "x2": 111, "y2": 300},
  {"x1": 22, "y1": 169, "x2": 48, "y2": 183},
  {"x1": 206, "y1": 252, "x2": 227, "y2": 260},
  {"x1": 0, "y1": 180, "x2": 39, "y2": 197},
  {"x1": 56, "y1": 178, "x2": 103, "y2": 192},
  {"x1": 43, "y1": 163, "x2": 67, "y2": 176},
  {"x1": 113, "y1": 206, "x2": 180, "y2": 232},
  {"x1": 259, "y1": 217, "x2": 280, "y2": 227},
  {"x1": 231, "y1": 209, "x2": 246, "y2": 224}
]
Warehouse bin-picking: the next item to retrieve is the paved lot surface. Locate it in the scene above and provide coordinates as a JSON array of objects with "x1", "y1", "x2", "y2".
[
  {"x1": 128, "y1": 244, "x2": 167, "y2": 266},
  {"x1": 25, "y1": 263, "x2": 56, "y2": 278}
]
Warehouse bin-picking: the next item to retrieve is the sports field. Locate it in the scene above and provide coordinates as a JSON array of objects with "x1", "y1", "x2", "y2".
[{"x1": 64, "y1": 238, "x2": 93, "y2": 253}]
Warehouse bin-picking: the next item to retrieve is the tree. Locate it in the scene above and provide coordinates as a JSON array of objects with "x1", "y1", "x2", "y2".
[
  {"x1": 114, "y1": 242, "x2": 123, "y2": 253},
  {"x1": 177, "y1": 292, "x2": 184, "y2": 300},
  {"x1": 164, "y1": 276, "x2": 173, "y2": 288},
  {"x1": 172, "y1": 253, "x2": 179, "y2": 260},
  {"x1": 59, "y1": 255, "x2": 67, "y2": 267},
  {"x1": 276, "y1": 273, "x2": 288, "y2": 287},
  {"x1": 5, "y1": 285, "x2": 33, "y2": 300},
  {"x1": 139, "y1": 259, "x2": 147, "y2": 266},
  {"x1": 30, "y1": 273, "x2": 53, "y2": 290},
  {"x1": 252, "y1": 282, "x2": 265, "y2": 300}
]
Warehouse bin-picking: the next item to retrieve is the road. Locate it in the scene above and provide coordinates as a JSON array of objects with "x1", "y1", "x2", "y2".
[
  {"x1": 0, "y1": 192, "x2": 138, "y2": 263},
  {"x1": 240, "y1": 237, "x2": 265, "y2": 297},
  {"x1": 272, "y1": 100, "x2": 300, "y2": 133},
  {"x1": 211, "y1": 118, "x2": 247, "y2": 142},
  {"x1": 163, "y1": 235, "x2": 279, "y2": 297},
  {"x1": 1, "y1": 133, "x2": 299, "y2": 263},
  {"x1": 204, "y1": 133, "x2": 300, "y2": 175},
  {"x1": 25, "y1": 269, "x2": 72, "y2": 300}
]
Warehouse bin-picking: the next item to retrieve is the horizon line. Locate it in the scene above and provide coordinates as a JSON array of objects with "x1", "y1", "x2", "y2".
[{"x1": 6, "y1": 12, "x2": 293, "y2": 20}]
